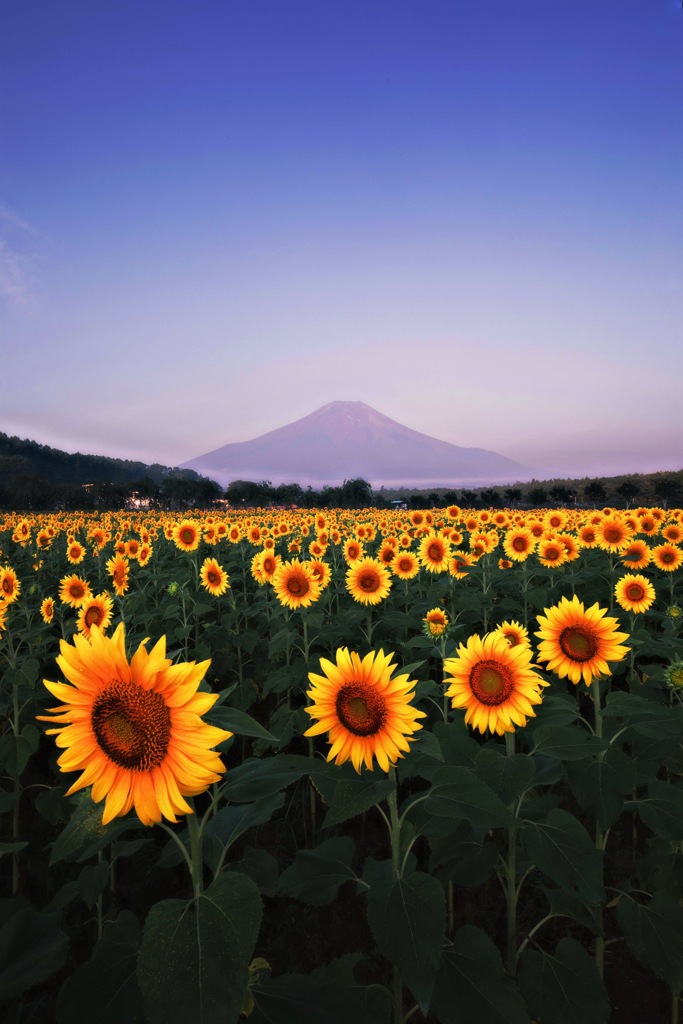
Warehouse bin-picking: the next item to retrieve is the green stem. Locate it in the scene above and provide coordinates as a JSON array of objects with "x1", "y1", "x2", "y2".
[
  {"x1": 505, "y1": 731, "x2": 517, "y2": 975},
  {"x1": 387, "y1": 768, "x2": 403, "y2": 1024},
  {"x1": 672, "y1": 989, "x2": 680, "y2": 1024},
  {"x1": 593, "y1": 678, "x2": 605, "y2": 978}
]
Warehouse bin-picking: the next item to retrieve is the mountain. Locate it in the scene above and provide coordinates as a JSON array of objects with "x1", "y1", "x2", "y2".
[{"x1": 181, "y1": 402, "x2": 529, "y2": 488}]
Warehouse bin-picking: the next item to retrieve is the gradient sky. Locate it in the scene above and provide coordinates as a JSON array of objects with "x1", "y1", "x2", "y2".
[{"x1": 2, "y1": 0, "x2": 682, "y2": 484}]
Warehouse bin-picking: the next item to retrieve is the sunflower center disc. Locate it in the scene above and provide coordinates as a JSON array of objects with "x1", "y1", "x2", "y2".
[
  {"x1": 469, "y1": 661, "x2": 514, "y2": 706},
  {"x1": 287, "y1": 577, "x2": 308, "y2": 597},
  {"x1": 513, "y1": 538, "x2": 527, "y2": 552},
  {"x1": 627, "y1": 584, "x2": 644, "y2": 601},
  {"x1": 92, "y1": 680, "x2": 171, "y2": 771},
  {"x1": 85, "y1": 607, "x2": 103, "y2": 627},
  {"x1": 428, "y1": 544, "x2": 442, "y2": 561},
  {"x1": 359, "y1": 573, "x2": 379, "y2": 592},
  {"x1": 336, "y1": 684, "x2": 387, "y2": 736},
  {"x1": 559, "y1": 626, "x2": 599, "y2": 662}
]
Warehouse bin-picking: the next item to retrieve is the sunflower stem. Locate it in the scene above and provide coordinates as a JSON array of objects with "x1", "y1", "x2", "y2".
[
  {"x1": 366, "y1": 607, "x2": 373, "y2": 646},
  {"x1": 387, "y1": 767, "x2": 403, "y2": 1024},
  {"x1": 186, "y1": 808, "x2": 204, "y2": 899},
  {"x1": 504, "y1": 731, "x2": 518, "y2": 976},
  {"x1": 672, "y1": 988, "x2": 680, "y2": 1024},
  {"x1": 592, "y1": 678, "x2": 605, "y2": 978}
]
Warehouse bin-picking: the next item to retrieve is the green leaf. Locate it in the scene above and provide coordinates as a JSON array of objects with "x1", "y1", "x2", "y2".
[
  {"x1": 433, "y1": 720, "x2": 480, "y2": 768},
  {"x1": 206, "y1": 706, "x2": 277, "y2": 741},
  {"x1": 521, "y1": 809, "x2": 604, "y2": 903},
  {"x1": 567, "y1": 747, "x2": 636, "y2": 830},
  {"x1": 530, "y1": 724, "x2": 606, "y2": 761},
  {"x1": 57, "y1": 911, "x2": 145, "y2": 1024},
  {"x1": 366, "y1": 870, "x2": 445, "y2": 1014},
  {"x1": 518, "y1": 938, "x2": 610, "y2": 1024},
  {"x1": 50, "y1": 793, "x2": 136, "y2": 865},
  {"x1": 428, "y1": 820, "x2": 499, "y2": 887},
  {"x1": 616, "y1": 891, "x2": 683, "y2": 992},
  {"x1": 137, "y1": 872, "x2": 262, "y2": 1024},
  {"x1": 203, "y1": 791, "x2": 285, "y2": 873},
  {"x1": 431, "y1": 924, "x2": 529, "y2": 1024},
  {"x1": 636, "y1": 780, "x2": 683, "y2": 840},
  {"x1": 77, "y1": 860, "x2": 110, "y2": 910},
  {"x1": 0, "y1": 898, "x2": 68, "y2": 1003},
  {"x1": 0, "y1": 841, "x2": 27, "y2": 859},
  {"x1": 603, "y1": 691, "x2": 683, "y2": 739},
  {"x1": 251, "y1": 963, "x2": 392, "y2": 1024},
  {"x1": 222, "y1": 754, "x2": 312, "y2": 802},
  {"x1": 531, "y1": 693, "x2": 580, "y2": 727},
  {"x1": 277, "y1": 837, "x2": 357, "y2": 905},
  {"x1": 227, "y1": 846, "x2": 279, "y2": 897},
  {"x1": 314, "y1": 765, "x2": 395, "y2": 828},
  {"x1": 475, "y1": 749, "x2": 536, "y2": 805},
  {"x1": 425, "y1": 766, "x2": 519, "y2": 829}
]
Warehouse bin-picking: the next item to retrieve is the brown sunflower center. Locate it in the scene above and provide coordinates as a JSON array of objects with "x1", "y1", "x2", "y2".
[
  {"x1": 626, "y1": 583, "x2": 645, "y2": 601},
  {"x1": 2, "y1": 578, "x2": 14, "y2": 594},
  {"x1": 504, "y1": 631, "x2": 520, "y2": 647},
  {"x1": 207, "y1": 569, "x2": 221, "y2": 585},
  {"x1": 469, "y1": 661, "x2": 514, "y2": 705},
  {"x1": 661, "y1": 551, "x2": 675, "y2": 564},
  {"x1": 180, "y1": 528, "x2": 195, "y2": 544},
  {"x1": 85, "y1": 606, "x2": 103, "y2": 627},
  {"x1": 92, "y1": 680, "x2": 171, "y2": 771},
  {"x1": 428, "y1": 543, "x2": 443, "y2": 561},
  {"x1": 512, "y1": 537, "x2": 527, "y2": 552},
  {"x1": 287, "y1": 575, "x2": 309, "y2": 597},
  {"x1": 69, "y1": 583, "x2": 86, "y2": 598},
  {"x1": 559, "y1": 625, "x2": 599, "y2": 663},
  {"x1": 604, "y1": 527, "x2": 623, "y2": 543},
  {"x1": 336, "y1": 683, "x2": 387, "y2": 736},
  {"x1": 359, "y1": 571, "x2": 380, "y2": 592}
]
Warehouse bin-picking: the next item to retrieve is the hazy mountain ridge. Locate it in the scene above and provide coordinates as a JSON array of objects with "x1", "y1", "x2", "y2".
[{"x1": 181, "y1": 401, "x2": 529, "y2": 487}]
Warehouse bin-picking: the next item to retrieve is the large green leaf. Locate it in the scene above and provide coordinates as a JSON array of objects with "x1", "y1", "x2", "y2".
[
  {"x1": 137, "y1": 871, "x2": 262, "y2": 1024},
  {"x1": 428, "y1": 820, "x2": 499, "y2": 887},
  {"x1": 530, "y1": 724, "x2": 606, "y2": 761},
  {"x1": 475, "y1": 749, "x2": 536, "y2": 805},
  {"x1": 567, "y1": 747, "x2": 636, "y2": 830},
  {"x1": 251, "y1": 957, "x2": 391, "y2": 1024},
  {"x1": 521, "y1": 809, "x2": 604, "y2": 904},
  {"x1": 277, "y1": 837, "x2": 357, "y2": 906},
  {"x1": 203, "y1": 791, "x2": 285, "y2": 873},
  {"x1": 206, "y1": 706, "x2": 277, "y2": 741},
  {"x1": 366, "y1": 870, "x2": 445, "y2": 1014},
  {"x1": 616, "y1": 892, "x2": 683, "y2": 993},
  {"x1": 518, "y1": 938, "x2": 610, "y2": 1024},
  {"x1": 312, "y1": 763, "x2": 395, "y2": 828},
  {"x1": 50, "y1": 793, "x2": 136, "y2": 865},
  {"x1": 431, "y1": 925, "x2": 529, "y2": 1024},
  {"x1": 222, "y1": 754, "x2": 312, "y2": 802},
  {"x1": 57, "y1": 911, "x2": 144, "y2": 1024},
  {"x1": 0, "y1": 898, "x2": 68, "y2": 1004},
  {"x1": 603, "y1": 692, "x2": 683, "y2": 739},
  {"x1": 635, "y1": 780, "x2": 683, "y2": 840},
  {"x1": 425, "y1": 766, "x2": 519, "y2": 829}
]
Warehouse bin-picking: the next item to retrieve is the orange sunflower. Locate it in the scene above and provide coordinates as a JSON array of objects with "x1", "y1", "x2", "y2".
[
  {"x1": 423, "y1": 608, "x2": 449, "y2": 638},
  {"x1": 77, "y1": 592, "x2": 115, "y2": 638},
  {"x1": 418, "y1": 532, "x2": 451, "y2": 573},
  {"x1": 390, "y1": 551, "x2": 420, "y2": 580},
  {"x1": 443, "y1": 631, "x2": 548, "y2": 736},
  {"x1": 304, "y1": 647, "x2": 426, "y2": 772},
  {"x1": 535, "y1": 595, "x2": 630, "y2": 686},
  {"x1": 200, "y1": 558, "x2": 230, "y2": 597},
  {"x1": 39, "y1": 624, "x2": 231, "y2": 826},
  {"x1": 0, "y1": 565, "x2": 21, "y2": 604},
  {"x1": 59, "y1": 574, "x2": 92, "y2": 609},
  {"x1": 503, "y1": 528, "x2": 536, "y2": 562},
  {"x1": 620, "y1": 539, "x2": 651, "y2": 570},
  {"x1": 172, "y1": 519, "x2": 201, "y2": 553},
  {"x1": 346, "y1": 557, "x2": 392, "y2": 606},
  {"x1": 105, "y1": 555, "x2": 130, "y2": 597},
  {"x1": 66, "y1": 540, "x2": 86, "y2": 565},
  {"x1": 492, "y1": 620, "x2": 530, "y2": 649},
  {"x1": 272, "y1": 559, "x2": 322, "y2": 610},
  {"x1": 652, "y1": 544, "x2": 683, "y2": 573},
  {"x1": 40, "y1": 597, "x2": 55, "y2": 624},
  {"x1": 614, "y1": 574, "x2": 656, "y2": 614}
]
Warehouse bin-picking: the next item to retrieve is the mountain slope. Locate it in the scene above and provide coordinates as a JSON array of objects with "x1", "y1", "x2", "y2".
[{"x1": 181, "y1": 402, "x2": 529, "y2": 487}]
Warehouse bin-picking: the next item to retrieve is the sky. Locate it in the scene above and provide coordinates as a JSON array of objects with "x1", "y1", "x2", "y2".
[{"x1": 1, "y1": 0, "x2": 682, "y2": 484}]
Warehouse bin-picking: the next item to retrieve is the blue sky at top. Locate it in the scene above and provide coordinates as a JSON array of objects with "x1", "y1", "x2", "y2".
[{"x1": 1, "y1": 0, "x2": 681, "y2": 480}]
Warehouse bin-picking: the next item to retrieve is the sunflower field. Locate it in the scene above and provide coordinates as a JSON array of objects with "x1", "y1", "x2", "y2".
[{"x1": 1, "y1": 503, "x2": 683, "y2": 1024}]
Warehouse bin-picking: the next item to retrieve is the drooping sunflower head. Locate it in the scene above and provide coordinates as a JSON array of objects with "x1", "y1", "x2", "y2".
[
  {"x1": 423, "y1": 607, "x2": 449, "y2": 638},
  {"x1": 39, "y1": 624, "x2": 231, "y2": 826},
  {"x1": 40, "y1": 597, "x2": 55, "y2": 624},
  {"x1": 535, "y1": 595, "x2": 630, "y2": 686},
  {"x1": 492, "y1": 619, "x2": 530, "y2": 649},
  {"x1": 443, "y1": 631, "x2": 547, "y2": 736},
  {"x1": 304, "y1": 647, "x2": 426, "y2": 772}
]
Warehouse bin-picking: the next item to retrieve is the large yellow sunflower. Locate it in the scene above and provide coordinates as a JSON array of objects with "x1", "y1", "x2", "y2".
[
  {"x1": 77, "y1": 592, "x2": 115, "y2": 639},
  {"x1": 443, "y1": 632, "x2": 548, "y2": 735},
  {"x1": 535, "y1": 595, "x2": 630, "y2": 686},
  {"x1": 272, "y1": 559, "x2": 322, "y2": 610},
  {"x1": 652, "y1": 544, "x2": 683, "y2": 573},
  {"x1": 172, "y1": 519, "x2": 201, "y2": 553},
  {"x1": 418, "y1": 532, "x2": 451, "y2": 573},
  {"x1": 199, "y1": 557, "x2": 230, "y2": 597},
  {"x1": 0, "y1": 565, "x2": 21, "y2": 604},
  {"x1": 59, "y1": 574, "x2": 92, "y2": 609},
  {"x1": 346, "y1": 557, "x2": 392, "y2": 605},
  {"x1": 39, "y1": 624, "x2": 231, "y2": 826},
  {"x1": 304, "y1": 647, "x2": 426, "y2": 772}
]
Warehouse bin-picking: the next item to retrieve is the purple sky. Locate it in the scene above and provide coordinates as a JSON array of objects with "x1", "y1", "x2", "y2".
[{"x1": 2, "y1": 0, "x2": 682, "y2": 483}]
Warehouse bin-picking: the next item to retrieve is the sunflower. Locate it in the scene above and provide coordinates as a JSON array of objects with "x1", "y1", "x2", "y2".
[
  {"x1": 40, "y1": 597, "x2": 55, "y2": 624},
  {"x1": 77, "y1": 592, "x2": 115, "y2": 638},
  {"x1": 537, "y1": 538, "x2": 568, "y2": 568},
  {"x1": 596, "y1": 516, "x2": 633, "y2": 553},
  {"x1": 343, "y1": 538, "x2": 365, "y2": 564},
  {"x1": 0, "y1": 565, "x2": 21, "y2": 604},
  {"x1": 346, "y1": 557, "x2": 392, "y2": 606},
  {"x1": 620, "y1": 539, "x2": 651, "y2": 570},
  {"x1": 662, "y1": 523, "x2": 683, "y2": 545},
  {"x1": 535, "y1": 595, "x2": 630, "y2": 686},
  {"x1": 66, "y1": 540, "x2": 86, "y2": 565},
  {"x1": 59, "y1": 574, "x2": 93, "y2": 609},
  {"x1": 418, "y1": 532, "x2": 451, "y2": 573},
  {"x1": 105, "y1": 555, "x2": 130, "y2": 597},
  {"x1": 449, "y1": 552, "x2": 472, "y2": 578},
  {"x1": 443, "y1": 631, "x2": 548, "y2": 736},
  {"x1": 172, "y1": 519, "x2": 201, "y2": 553},
  {"x1": 652, "y1": 544, "x2": 683, "y2": 573},
  {"x1": 492, "y1": 620, "x2": 529, "y2": 649},
  {"x1": 39, "y1": 625, "x2": 231, "y2": 826},
  {"x1": 306, "y1": 558, "x2": 332, "y2": 590},
  {"x1": 503, "y1": 528, "x2": 536, "y2": 562},
  {"x1": 200, "y1": 558, "x2": 230, "y2": 597},
  {"x1": 577, "y1": 524, "x2": 599, "y2": 549},
  {"x1": 272, "y1": 559, "x2": 322, "y2": 610},
  {"x1": 423, "y1": 608, "x2": 449, "y2": 638},
  {"x1": 614, "y1": 574, "x2": 656, "y2": 614},
  {"x1": 0, "y1": 600, "x2": 7, "y2": 632},
  {"x1": 390, "y1": 551, "x2": 420, "y2": 580},
  {"x1": 304, "y1": 647, "x2": 426, "y2": 772},
  {"x1": 259, "y1": 550, "x2": 282, "y2": 582}
]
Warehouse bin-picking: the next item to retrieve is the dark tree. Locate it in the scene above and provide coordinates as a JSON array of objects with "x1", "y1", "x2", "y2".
[{"x1": 584, "y1": 481, "x2": 607, "y2": 505}]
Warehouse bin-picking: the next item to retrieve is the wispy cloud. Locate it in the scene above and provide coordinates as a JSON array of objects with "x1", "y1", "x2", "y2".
[{"x1": 0, "y1": 205, "x2": 39, "y2": 306}]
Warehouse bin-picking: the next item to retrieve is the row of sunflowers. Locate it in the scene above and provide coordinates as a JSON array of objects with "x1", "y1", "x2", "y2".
[{"x1": 1, "y1": 503, "x2": 683, "y2": 1023}]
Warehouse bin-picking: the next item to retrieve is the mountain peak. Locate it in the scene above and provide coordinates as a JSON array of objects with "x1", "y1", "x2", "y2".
[{"x1": 181, "y1": 403, "x2": 529, "y2": 488}]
